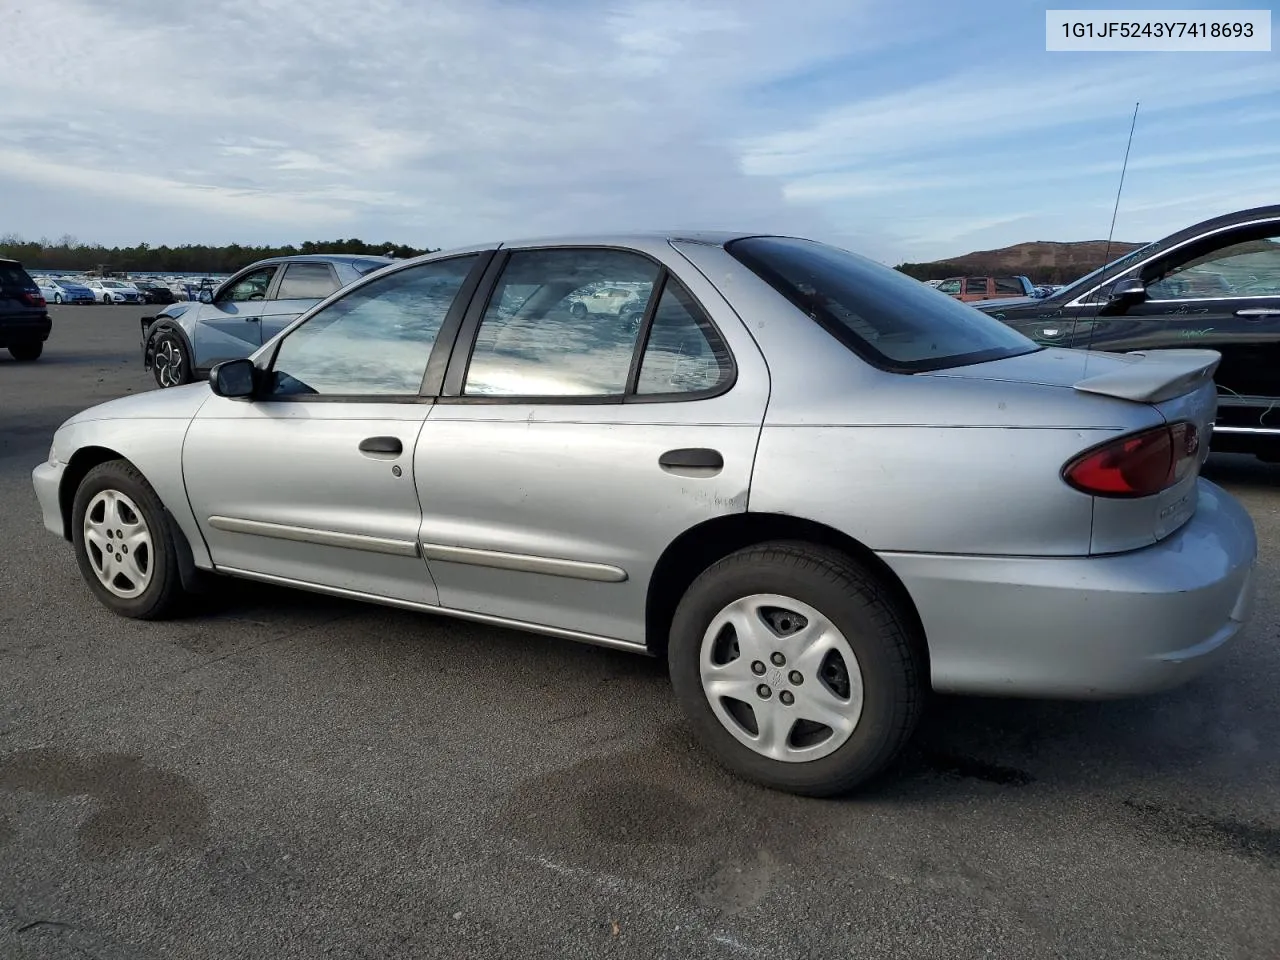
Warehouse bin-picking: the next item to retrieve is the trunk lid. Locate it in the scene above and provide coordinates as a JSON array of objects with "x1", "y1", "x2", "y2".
[{"x1": 926, "y1": 347, "x2": 1220, "y2": 553}]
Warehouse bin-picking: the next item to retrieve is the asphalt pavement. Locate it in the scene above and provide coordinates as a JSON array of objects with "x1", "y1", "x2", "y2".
[{"x1": 2, "y1": 305, "x2": 1278, "y2": 959}]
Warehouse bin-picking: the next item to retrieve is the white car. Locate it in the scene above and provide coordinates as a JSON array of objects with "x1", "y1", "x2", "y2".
[{"x1": 84, "y1": 279, "x2": 144, "y2": 304}]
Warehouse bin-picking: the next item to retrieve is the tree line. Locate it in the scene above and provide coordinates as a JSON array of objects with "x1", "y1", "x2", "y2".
[{"x1": 0, "y1": 235, "x2": 437, "y2": 273}]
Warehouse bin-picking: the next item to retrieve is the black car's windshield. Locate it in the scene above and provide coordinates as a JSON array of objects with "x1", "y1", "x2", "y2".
[
  {"x1": 727, "y1": 236, "x2": 1040, "y2": 373},
  {"x1": 1055, "y1": 240, "x2": 1161, "y2": 297}
]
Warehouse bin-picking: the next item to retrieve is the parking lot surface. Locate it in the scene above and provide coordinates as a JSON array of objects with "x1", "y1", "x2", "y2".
[{"x1": 2, "y1": 305, "x2": 1279, "y2": 959}]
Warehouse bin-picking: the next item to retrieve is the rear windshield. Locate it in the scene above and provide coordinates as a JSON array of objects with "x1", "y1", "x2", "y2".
[
  {"x1": 726, "y1": 237, "x2": 1040, "y2": 373},
  {"x1": 0, "y1": 264, "x2": 38, "y2": 293}
]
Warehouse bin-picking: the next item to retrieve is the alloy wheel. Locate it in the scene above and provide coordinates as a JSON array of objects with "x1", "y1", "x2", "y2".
[{"x1": 154, "y1": 339, "x2": 183, "y2": 387}]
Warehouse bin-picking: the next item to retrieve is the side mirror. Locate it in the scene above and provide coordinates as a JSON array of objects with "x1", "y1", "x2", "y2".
[
  {"x1": 199, "y1": 289, "x2": 214, "y2": 304},
  {"x1": 1107, "y1": 277, "x2": 1147, "y2": 305},
  {"x1": 209, "y1": 358, "x2": 257, "y2": 399}
]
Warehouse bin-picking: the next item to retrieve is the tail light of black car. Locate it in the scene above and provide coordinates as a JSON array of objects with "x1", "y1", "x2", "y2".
[
  {"x1": 20, "y1": 290, "x2": 46, "y2": 307},
  {"x1": 1063, "y1": 422, "x2": 1200, "y2": 498}
]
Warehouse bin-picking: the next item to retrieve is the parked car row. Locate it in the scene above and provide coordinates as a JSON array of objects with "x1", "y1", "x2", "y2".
[
  {"x1": 35, "y1": 273, "x2": 228, "y2": 305},
  {"x1": 30, "y1": 227, "x2": 1259, "y2": 798}
]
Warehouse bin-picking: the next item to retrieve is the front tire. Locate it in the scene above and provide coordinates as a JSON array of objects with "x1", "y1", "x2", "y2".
[
  {"x1": 8, "y1": 342, "x2": 42, "y2": 361},
  {"x1": 668, "y1": 541, "x2": 925, "y2": 797},
  {"x1": 151, "y1": 331, "x2": 191, "y2": 388},
  {"x1": 71, "y1": 460, "x2": 189, "y2": 620},
  {"x1": 54, "y1": 293, "x2": 64, "y2": 304}
]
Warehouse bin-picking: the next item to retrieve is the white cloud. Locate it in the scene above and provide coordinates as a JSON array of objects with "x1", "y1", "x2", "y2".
[{"x1": 0, "y1": 0, "x2": 1275, "y2": 266}]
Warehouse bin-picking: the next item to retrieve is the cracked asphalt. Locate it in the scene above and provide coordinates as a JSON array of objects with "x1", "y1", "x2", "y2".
[{"x1": 2, "y1": 305, "x2": 1278, "y2": 959}]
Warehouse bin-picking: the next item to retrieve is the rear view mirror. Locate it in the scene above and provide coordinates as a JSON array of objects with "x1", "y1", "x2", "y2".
[
  {"x1": 199, "y1": 289, "x2": 214, "y2": 304},
  {"x1": 209, "y1": 358, "x2": 256, "y2": 399}
]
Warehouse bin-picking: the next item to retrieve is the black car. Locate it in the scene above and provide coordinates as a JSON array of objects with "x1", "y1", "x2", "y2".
[
  {"x1": 133, "y1": 279, "x2": 177, "y2": 304},
  {"x1": 972, "y1": 204, "x2": 1280, "y2": 460},
  {"x1": 0, "y1": 257, "x2": 51, "y2": 361}
]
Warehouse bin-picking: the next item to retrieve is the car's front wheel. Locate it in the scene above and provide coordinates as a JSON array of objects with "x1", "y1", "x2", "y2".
[
  {"x1": 8, "y1": 342, "x2": 42, "y2": 361},
  {"x1": 151, "y1": 331, "x2": 191, "y2": 388},
  {"x1": 71, "y1": 460, "x2": 189, "y2": 619},
  {"x1": 668, "y1": 541, "x2": 925, "y2": 797},
  {"x1": 54, "y1": 293, "x2": 64, "y2": 304}
]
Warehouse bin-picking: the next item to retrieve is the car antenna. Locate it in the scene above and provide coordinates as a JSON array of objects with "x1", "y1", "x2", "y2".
[{"x1": 1083, "y1": 100, "x2": 1140, "y2": 376}]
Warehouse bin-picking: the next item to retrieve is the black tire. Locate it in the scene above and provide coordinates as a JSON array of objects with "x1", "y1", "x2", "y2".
[
  {"x1": 569, "y1": 301, "x2": 588, "y2": 319},
  {"x1": 54, "y1": 293, "x2": 64, "y2": 304},
  {"x1": 8, "y1": 342, "x2": 42, "y2": 361},
  {"x1": 151, "y1": 330, "x2": 191, "y2": 388},
  {"x1": 71, "y1": 460, "x2": 189, "y2": 620},
  {"x1": 668, "y1": 541, "x2": 925, "y2": 797}
]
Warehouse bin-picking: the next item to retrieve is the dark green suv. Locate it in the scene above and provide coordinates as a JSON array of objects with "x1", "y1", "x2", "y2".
[{"x1": 0, "y1": 258, "x2": 51, "y2": 361}]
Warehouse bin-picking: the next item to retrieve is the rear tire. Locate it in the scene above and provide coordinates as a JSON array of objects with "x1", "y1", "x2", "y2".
[
  {"x1": 668, "y1": 541, "x2": 925, "y2": 797},
  {"x1": 8, "y1": 342, "x2": 42, "y2": 361},
  {"x1": 71, "y1": 460, "x2": 189, "y2": 620}
]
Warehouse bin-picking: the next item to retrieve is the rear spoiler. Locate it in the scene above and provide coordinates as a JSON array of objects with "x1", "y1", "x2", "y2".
[{"x1": 1073, "y1": 349, "x2": 1221, "y2": 404}]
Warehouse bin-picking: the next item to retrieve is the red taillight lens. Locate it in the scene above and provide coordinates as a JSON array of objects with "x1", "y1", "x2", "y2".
[
  {"x1": 1063, "y1": 422, "x2": 1199, "y2": 498},
  {"x1": 20, "y1": 291, "x2": 46, "y2": 307}
]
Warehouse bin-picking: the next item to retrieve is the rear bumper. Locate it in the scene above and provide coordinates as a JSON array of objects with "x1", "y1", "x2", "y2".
[
  {"x1": 881, "y1": 479, "x2": 1258, "y2": 698},
  {"x1": 0, "y1": 315, "x2": 52, "y2": 344}
]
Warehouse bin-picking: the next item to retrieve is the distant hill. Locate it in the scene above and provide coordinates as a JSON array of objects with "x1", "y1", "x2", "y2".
[{"x1": 895, "y1": 240, "x2": 1146, "y2": 286}]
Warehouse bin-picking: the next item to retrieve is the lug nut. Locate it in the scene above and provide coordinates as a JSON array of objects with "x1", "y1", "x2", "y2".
[
  {"x1": 757, "y1": 684, "x2": 772, "y2": 699},
  {"x1": 751, "y1": 661, "x2": 766, "y2": 675},
  {"x1": 789, "y1": 670, "x2": 803, "y2": 685},
  {"x1": 771, "y1": 652, "x2": 786, "y2": 666},
  {"x1": 780, "y1": 691, "x2": 795, "y2": 706},
  {"x1": 121, "y1": 545, "x2": 128, "y2": 554}
]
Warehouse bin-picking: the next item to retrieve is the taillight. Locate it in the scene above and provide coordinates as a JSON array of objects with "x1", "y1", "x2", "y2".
[
  {"x1": 20, "y1": 291, "x2": 46, "y2": 307},
  {"x1": 1063, "y1": 422, "x2": 1199, "y2": 498}
]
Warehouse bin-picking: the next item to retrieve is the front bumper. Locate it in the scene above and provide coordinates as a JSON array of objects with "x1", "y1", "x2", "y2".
[
  {"x1": 881, "y1": 479, "x2": 1258, "y2": 698},
  {"x1": 32, "y1": 458, "x2": 67, "y2": 539}
]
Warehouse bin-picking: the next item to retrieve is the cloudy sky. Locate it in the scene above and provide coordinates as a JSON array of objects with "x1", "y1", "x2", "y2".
[{"x1": 2, "y1": 0, "x2": 1277, "y2": 263}]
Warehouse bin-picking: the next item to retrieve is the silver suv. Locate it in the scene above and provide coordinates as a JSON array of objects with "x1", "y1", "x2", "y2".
[{"x1": 140, "y1": 254, "x2": 393, "y2": 388}]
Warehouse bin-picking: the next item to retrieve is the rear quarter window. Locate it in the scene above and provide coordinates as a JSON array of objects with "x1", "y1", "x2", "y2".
[{"x1": 726, "y1": 237, "x2": 1039, "y2": 373}]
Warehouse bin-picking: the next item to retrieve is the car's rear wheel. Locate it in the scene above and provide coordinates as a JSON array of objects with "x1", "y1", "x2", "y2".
[
  {"x1": 569, "y1": 301, "x2": 588, "y2": 319},
  {"x1": 668, "y1": 541, "x2": 925, "y2": 797},
  {"x1": 8, "y1": 342, "x2": 42, "y2": 361},
  {"x1": 151, "y1": 331, "x2": 191, "y2": 388},
  {"x1": 71, "y1": 460, "x2": 188, "y2": 620}
]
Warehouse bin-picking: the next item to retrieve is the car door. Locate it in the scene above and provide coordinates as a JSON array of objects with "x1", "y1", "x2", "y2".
[
  {"x1": 414, "y1": 244, "x2": 771, "y2": 646},
  {"x1": 182, "y1": 252, "x2": 491, "y2": 603},
  {"x1": 1077, "y1": 221, "x2": 1280, "y2": 405},
  {"x1": 191, "y1": 265, "x2": 279, "y2": 366},
  {"x1": 259, "y1": 261, "x2": 343, "y2": 342}
]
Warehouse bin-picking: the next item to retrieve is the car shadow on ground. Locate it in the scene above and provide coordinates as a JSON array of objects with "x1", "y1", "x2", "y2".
[{"x1": 182, "y1": 577, "x2": 1274, "y2": 811}]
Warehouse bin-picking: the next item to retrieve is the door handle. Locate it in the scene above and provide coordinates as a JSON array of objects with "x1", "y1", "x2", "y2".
[
  {"x1": 1235, "y1": 307, "x2": 1280, "y2": 319},
  {"x1": 359, "y1": 436, "x2": 403, "y2": 456},
  {"x1": 659, "y1": 448, "x2": 723, "y2": 473}
]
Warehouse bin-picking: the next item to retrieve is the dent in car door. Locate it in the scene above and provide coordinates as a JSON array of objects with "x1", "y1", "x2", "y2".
[
  {"x1": 183, "y1": 399, "x2": 437, "y2": 602},
  {"x1": 413, "y1": 246, "x2": 770, "y2": 644}
]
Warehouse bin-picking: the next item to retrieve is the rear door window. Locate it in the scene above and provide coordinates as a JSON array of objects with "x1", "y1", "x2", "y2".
[
  {"x1": 276, "y1": 262, "x2": 341, "y2": 300},
  {"x1": 727, "y1": 237, "x2": 1038, "y2": 373}
]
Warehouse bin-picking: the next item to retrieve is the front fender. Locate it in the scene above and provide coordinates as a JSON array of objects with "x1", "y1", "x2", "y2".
[
  {"x1": 50, "y1": 409, "x2": 213, "y2": 572},
  {"x1": 142, "y1": 318, "x2": 197, "y2": 373}
]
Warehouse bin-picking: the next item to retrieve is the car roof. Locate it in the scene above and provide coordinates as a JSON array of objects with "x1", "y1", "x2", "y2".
[
  {"x1": 492, "y1": 230, "x2": 760, "y2": 249},
  {"x1": 246, "y1": 253, "x2": 397, "y2": 268}
]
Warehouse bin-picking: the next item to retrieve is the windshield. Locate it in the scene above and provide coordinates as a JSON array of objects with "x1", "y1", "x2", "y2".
[
  {"x1": 1055, "y1": 240, "x2": 1161, "y2": 297},
  {"x1": 726, "y1": 236, "x2": 1039, "y2": 373},
  {"x1": 102, "y1": 281, "x2": 126, "y2": 288}
]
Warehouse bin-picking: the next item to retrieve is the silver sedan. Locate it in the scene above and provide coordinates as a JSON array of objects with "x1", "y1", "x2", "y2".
[{"x1": 31, "y1": 232, "x2": 1258, "y2": 796}]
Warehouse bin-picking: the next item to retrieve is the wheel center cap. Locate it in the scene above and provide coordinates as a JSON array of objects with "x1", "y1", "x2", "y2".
[{"x1": 767, "y1": 667, "x2": 785, "y2": 688}]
